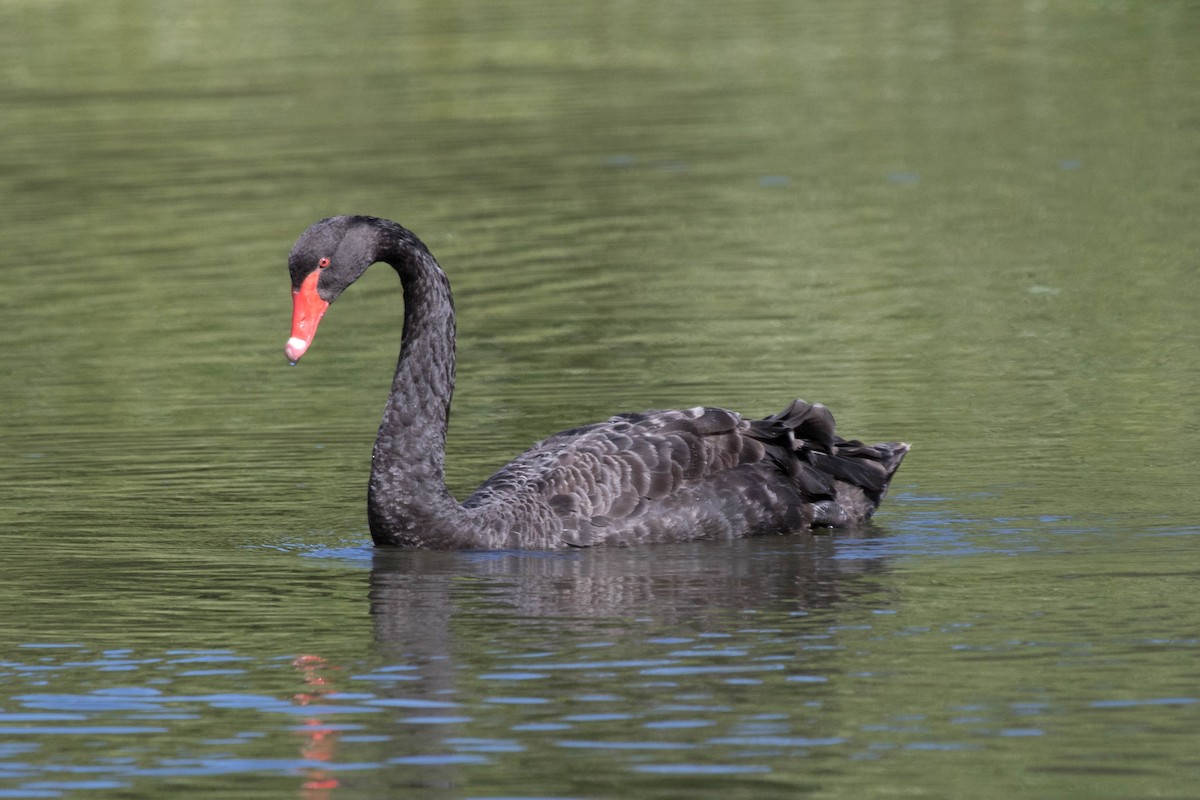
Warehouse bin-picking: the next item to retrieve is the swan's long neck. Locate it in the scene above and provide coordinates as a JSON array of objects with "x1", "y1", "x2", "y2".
[{"x1": 367, "y1": 230, "x2": 473, "y2": 547}]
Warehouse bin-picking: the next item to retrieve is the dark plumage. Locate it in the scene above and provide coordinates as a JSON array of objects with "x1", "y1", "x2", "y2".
[{"x1": 284, "y1": 215, "x2": 909, "y2": 549}]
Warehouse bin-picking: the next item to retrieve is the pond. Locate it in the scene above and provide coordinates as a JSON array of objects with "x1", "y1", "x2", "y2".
[{"x1": 1, "y1": 1, "x2": 1198, "y2": 798}]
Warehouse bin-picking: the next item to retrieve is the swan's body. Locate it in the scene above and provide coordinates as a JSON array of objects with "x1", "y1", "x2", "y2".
[{"x1": 285, "y1": 215, "x2": 908, "y2": 549}]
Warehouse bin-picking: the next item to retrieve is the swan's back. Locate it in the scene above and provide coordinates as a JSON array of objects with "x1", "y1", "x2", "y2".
[{"x1": 462, "y1": 400, "x2": 908, "y2": 548}]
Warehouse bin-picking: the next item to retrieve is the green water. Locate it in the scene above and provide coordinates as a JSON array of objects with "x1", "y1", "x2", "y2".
[{"x1": 2, "y1": 1, "x2": 1199, "y2": 797}]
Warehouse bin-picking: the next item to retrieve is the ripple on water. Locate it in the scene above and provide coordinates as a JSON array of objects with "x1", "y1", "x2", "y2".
[{"x1": 633, "y1": 764, "x2": 772, "y2": 775}]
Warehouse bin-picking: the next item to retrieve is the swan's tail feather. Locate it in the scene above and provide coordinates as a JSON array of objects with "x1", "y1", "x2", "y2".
[
  {"x1": 749, "y1": 400, "x2": 909, "y2": 517},
  {"x1": 812, "y1": 440, "x2": 909, "y2": 504},
  {"x1": 755, "y1": 398, "x2": 837, "y2": 452}
]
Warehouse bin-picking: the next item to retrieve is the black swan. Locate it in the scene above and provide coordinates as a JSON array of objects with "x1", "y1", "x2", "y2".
[{"x1": 284, "y1": 215, "x2": 909, "y2": 549}]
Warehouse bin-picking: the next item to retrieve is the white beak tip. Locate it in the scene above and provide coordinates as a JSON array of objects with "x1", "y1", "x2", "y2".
[{"x1": 285, "y1": 337, "x2": 309, "y2": 363}]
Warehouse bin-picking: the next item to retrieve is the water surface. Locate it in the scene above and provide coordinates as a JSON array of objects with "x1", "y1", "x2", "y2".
[{"x1": 2, "y1": 1, "x2": 1199, "y2": 798}]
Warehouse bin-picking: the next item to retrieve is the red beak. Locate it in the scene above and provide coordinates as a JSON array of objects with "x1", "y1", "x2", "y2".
[{"x1": 285, "y1": 270, "x2": 330, "y2": 363}]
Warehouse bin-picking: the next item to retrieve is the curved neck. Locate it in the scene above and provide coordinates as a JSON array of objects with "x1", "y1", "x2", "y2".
[{"x1": 367, "y1": 228, "x2": 473, "y2": 546}]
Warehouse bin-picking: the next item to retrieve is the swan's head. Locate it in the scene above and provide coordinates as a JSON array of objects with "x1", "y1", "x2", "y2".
[{"x1": 285, "y1": 216, "x2": 382, "y2": 363}]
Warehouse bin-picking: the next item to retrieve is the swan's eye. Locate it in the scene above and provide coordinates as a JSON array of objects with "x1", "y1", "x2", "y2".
[{"x1": 318, "y1": 257, "x2": 331, "y2": 268}]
